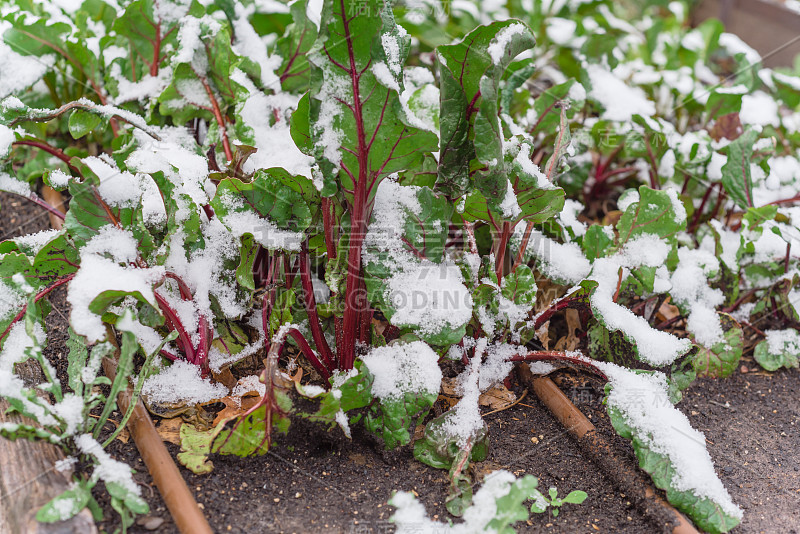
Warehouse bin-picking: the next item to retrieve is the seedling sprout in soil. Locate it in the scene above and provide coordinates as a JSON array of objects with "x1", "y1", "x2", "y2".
[{"x1": 1, "y1": 0, "x2": 799, "y2": 532}]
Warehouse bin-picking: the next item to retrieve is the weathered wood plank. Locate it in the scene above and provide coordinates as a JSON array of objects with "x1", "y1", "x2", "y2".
[
  {"x1": 693, "y1": 0, "x2": 800, "y2": 67},
  {"x1": 0, "y1": 363, "x2": 97, "y2": 534}
]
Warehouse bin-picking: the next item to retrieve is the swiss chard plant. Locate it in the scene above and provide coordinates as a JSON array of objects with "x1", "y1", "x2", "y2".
[{"x1": 1, "y1": 0, "x2": 799, "y2": 532}]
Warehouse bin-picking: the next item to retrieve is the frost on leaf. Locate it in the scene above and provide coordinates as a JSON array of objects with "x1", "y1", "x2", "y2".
[
  {"x1": 753, "y1": 329, "x2": 800, "y2": 371},
  {"x1": 600, "y1": 362, "x2": 742, "y2": 533},
  {"x1": 361, "y1": 341, "x2": 441, "y2": 448}
]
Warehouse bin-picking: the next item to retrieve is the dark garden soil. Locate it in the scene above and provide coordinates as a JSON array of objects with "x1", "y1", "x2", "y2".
[{"x1": 2, "y1": 191, "x2": 798, "y2": 534}]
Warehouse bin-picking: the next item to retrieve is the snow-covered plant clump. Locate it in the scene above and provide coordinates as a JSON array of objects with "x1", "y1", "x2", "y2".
[{"x1": 1, "y1": 0, "x2": 799, "y2": 531}]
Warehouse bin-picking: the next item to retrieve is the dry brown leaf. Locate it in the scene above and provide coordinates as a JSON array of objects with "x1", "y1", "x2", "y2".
[
  {"x1": 439, "y1": 377, "x2": 517, "y2": 411},
  {"x1": 536, "y1": 321, "x2": 550, "y2": 349},
  {"x1": 115, "y1": 426, "x2": 130, "y2": 444},
  {"x1": 657, "y1": 298, "x2": 680, "y2": 322},
  {"x1": 155, "y1": 417, "x2": 183, "y2": 445},
  {"x1": 371, "y1": 315, "x2": 389, "y2": 336},
  {"x1": 436, "y1": 395, "x2": 459, "y2": 410},
  {"x1": 440, "y1": 377, "x2": 457, "y2": 396},
  {"x1": 479, "y1": 384, "x2": 517, "y2": 410},
  {"x1": 290, "y1": 367, "x2": 303, "y2": 384},
  {"x1": 564, "y1": 308, "x2": 581, "y2": 351},
  {"x1": 211, "y1": 366, "x2": 238, "y2": 389},
  {"x1": 709, "y1": 112, "x2": 743, "y2": 141},
  {"x1": 211, "y1": 395, "x2": 260, "y2": 426}
]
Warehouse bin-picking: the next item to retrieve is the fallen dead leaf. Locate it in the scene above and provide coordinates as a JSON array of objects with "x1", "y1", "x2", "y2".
[
  {"x1": 115, "y1": 426, "x2": 130, "y2": 444},
  {"x1": 441, "y1": 377, "x2": 457, "y2": 396},
  {"x1": 656, "y1": 298, "x2": 680, "y2": 322},
  {"x1": 479, "y1": 384, "x2": 517, "y2": 410},
  {"x1": 536, "y1": 321, "x2": 551, "y2": 349},
  {"x1": 349, "y1": 453, "x2": 367, "y2": 466},
  {"x1": 565, "y1": 308, "x2": 582, "y2": 350},
  {"x1": 211, "y1": 366, "x2": 238, "y2": 390},
  {"x1": 709, "y1": 112, "x2": 743, "y2": 141},
  {"x1": 211, "y1": 395, "x2": 261, "y2": 426},
  {"x1": 155, "y1": 417, "x2": 183, "y2": 445},
  {"x1": 436, "y1": 395, "x2": 459, "y2": 410}
]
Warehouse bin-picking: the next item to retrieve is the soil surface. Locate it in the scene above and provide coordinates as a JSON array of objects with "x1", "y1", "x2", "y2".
[{"x1": 2, "y1": 191, "x2": 799, "y2": 534}]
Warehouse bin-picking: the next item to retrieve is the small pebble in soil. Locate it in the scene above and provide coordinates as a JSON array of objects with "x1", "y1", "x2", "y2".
[{"x1": 135, "y1": 516, "x2": 164, "y2": 531}]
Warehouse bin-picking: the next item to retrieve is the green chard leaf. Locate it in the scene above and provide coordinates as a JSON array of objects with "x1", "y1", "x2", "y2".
[
  {"x1": 615, "y1": 185, "x2": 687, "y2": 247},
  {"x1": 435, "y1": 20, "x2": 535, "y2": 199},
  {"x1": 211, "y1": 169, "x2": 315, "y2": 252},
  {"x1": 413, "y1": 410, "x2": 488, "y2": 471},
  {"x1": 753, "y1": 331, "x2": 800, "y2": 371},
  {"x1": 108, "y1": 0, "x2": 194, "y2": 95},
  {"x1": 690, "y1": 314, "x2": 743, "y2": 378},
  {"x1": 158, "y1": 13, "x2": 257, "y2": 132},
  {"x1": 274, "y1": 0, "x2": 319, "y2": 93},
  {"x1": 605, "y1": 376, "x2": 742, "y2": 533},
  {"x1": 362, "y1": 183, "x2": 466, "y2": 345},
  {"x1": 64, "y1": 158, "x2": 155, "y2": 254},
  {"x1": 36, "y1": 483, "x2": 93, "y2": 523},
  {"x1": 300, "y1": 0, "x2": 437, "y2": 199},
  {"x1": 364, "y1": 390, "x2": 438, "y2": 449},
  {"x1": 720, "y1": 128, "x2": 759, "y2": 209}
]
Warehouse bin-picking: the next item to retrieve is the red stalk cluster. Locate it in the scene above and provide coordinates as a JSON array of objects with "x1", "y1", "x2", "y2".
[
  {"x1": 264, "y1": 1, "x2": 377, "y2": 383},
  {"x1": 154, "y1": 272, "x2": 213, "y2": 376}
]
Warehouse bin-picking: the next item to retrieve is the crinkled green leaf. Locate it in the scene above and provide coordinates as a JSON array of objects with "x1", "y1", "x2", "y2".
[
  {"x1": 501, "y1": 264, "x2": 537, "y2": 307},
  {"x1": 364, "y1": 391, "x2": 437, "y2": 449},
  {"x1": 753, "y1": 338, "x2": 800, "y2": 372},
  {"x1": 108, "y1": 0, "x2": 194, "y2": 94},
  {"x1": 158, "y1": 15, "x2": 257, "y2": 130},
  {"x1": 720, "y1": 128, "x2": 759, "y2": 209},
  {"x1": 413, "y1": 410, "x2": 488, "y2": 471},
  {"x1": 362, "y1": 184, "x2": 464, "y2": 344},
  {"x1": 64, "y1": 159, "x2": 155, "y2": 254},
  {"x1": 212, "y1": 169, "x2": 314, "y2": 237},
  {"x1": 275, "y1": 0, "x2": 318, "y2": 93},
  {"x1": 615, "y1": 185, "x2": 686, "y2": 246},
  {"x1": 690, "y1": 314, "x2": 742, "y2": 378},
  {"x1": 36, "y1": 484, "x2": 92, "y2": 523},
  {"x1": 303, "y1": 0, "x2": 437, "y2": 199},
  {"x1": 178, "y1": 423, "x2": 218, "y2": 474},
  {"x1": 581, "y1": 224, "x2": 614, "y2": 261},
  {"x1": 301, "y1": 361, "x2": 373, "y2": 431},
  {"x1": 607, "y1": 404, "x2": 741, "y2": 533},
  {"x1": 435, "y1": 20, "x2": 535, "y2": 199}
]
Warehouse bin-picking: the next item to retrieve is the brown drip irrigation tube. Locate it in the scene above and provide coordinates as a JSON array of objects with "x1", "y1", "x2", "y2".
[
  {"x1": 517, "y1": 364, "x2": 700, "y2": 534},
  {"x1": 40, "y1": 185, "x2": 67, "y2": 229},
  {"x1": 47, "y1": 189, "x2": 213, "y2": 534},
  {"x1": 102, "y1": 356, "x2": 213, "y2": 534}
]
